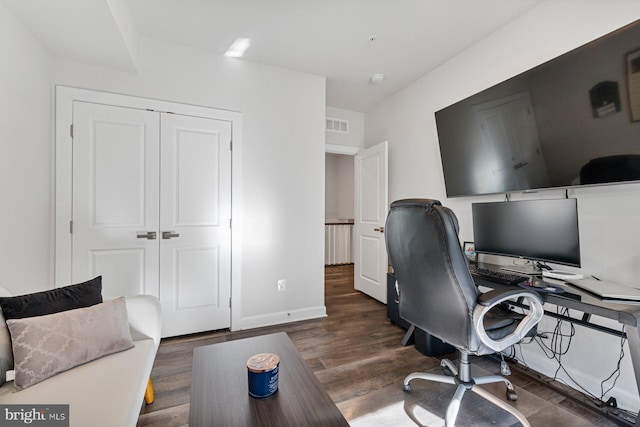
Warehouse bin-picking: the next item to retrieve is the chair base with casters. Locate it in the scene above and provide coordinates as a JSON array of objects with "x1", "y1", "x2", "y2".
[
  {"x1": 399, "y1": 286, "x2": 542, "y2": 427},
  {"x1": 402, "y1": 351, "x2": 530, "y2": 427}
]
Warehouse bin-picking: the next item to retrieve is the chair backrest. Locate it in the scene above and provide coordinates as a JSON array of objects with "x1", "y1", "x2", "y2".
[
  {"x1": 580, "y1": 154, "x2": 640, "y2": 184},
  {"x1": 385, "y1": 199, "x2": 479, "y2": 350}
]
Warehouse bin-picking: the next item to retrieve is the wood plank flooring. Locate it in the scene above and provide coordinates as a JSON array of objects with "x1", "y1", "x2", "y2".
[{"x1": 137, "y1": 265, "x2": 623, "y2": 426}]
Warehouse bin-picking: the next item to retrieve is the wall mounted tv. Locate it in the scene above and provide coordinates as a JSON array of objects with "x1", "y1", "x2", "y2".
[{"x1": 436, "y1": 20, "x2": 640, "y2": 197}]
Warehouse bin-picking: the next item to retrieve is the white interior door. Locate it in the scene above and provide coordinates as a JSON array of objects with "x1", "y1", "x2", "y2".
[
  {"x1": 473, "y1": 92, "x2": 551, "y2": 191},
  {"x1": 159, "y1": 114, "x2": 232, "y2": 337},
  {"x1": 354, "y1": 141, "x2": 388, "y2": 303},
  {"x1": 71, "y1": 101, "x2": 232, "y2": 337},
  {"x1": 72, "y1": 101, "x2": 161, "y2": 298}
]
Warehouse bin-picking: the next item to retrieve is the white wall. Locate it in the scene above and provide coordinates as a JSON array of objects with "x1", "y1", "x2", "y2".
[
  {"x1": 325, "y1": 154, "x2": 354, "y2": 222},
  {"x1": 336, "y1": 154, "x2": 354, "y2": 220},
  {"x1": 325, "y1": 106, "x2": 359, "y2": 223},
  {"x1": 325, "y1": 154, "x2": 339, "y2": 221},
  {"x1": 326, "y1": 106, "x2": 365, "y2": 148},
  {"x1": 0, "y1": 10, "x2": 327, "y2": 330},
  {"x1": 0, "y1": 3, "x2": 52, "y2": 294},
  {"x1": 366, "y1": 0, "x2": 640, "y2": 412}
]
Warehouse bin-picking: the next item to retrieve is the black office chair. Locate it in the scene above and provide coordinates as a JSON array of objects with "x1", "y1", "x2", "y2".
[
  {"x1": 579, "y1": 154, "x2": 640, "y2": 185},
  {"x1": 385, "y1": 199, "x2": 544, "y2": 427}
]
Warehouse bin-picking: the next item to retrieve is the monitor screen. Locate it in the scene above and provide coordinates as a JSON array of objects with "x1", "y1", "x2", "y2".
[{"x1": 472, "y1": 198, "x2": 581, "y2": 268}]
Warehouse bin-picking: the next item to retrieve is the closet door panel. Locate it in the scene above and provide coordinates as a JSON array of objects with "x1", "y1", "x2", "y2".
[
  {"x1": 71, "y1": 101, "x2": 160, "y2": 299},
  {"x1": 159, "y1": 114, "x2": 232, "y2": 336}
]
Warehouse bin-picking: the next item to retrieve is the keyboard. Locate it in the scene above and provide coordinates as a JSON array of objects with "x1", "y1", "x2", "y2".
[{"x1": 469, "y1": 265, "x2": 528, "y2": 286}]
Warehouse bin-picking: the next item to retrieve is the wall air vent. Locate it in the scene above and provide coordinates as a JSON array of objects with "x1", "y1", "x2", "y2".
[{"x1": 325, "y1": 117, "x2": 349, "y2": 134}]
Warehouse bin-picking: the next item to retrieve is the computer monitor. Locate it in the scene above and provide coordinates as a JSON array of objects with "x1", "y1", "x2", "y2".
[{"x1": 472, "y1": 198, "x2": 581, "y2": 274}]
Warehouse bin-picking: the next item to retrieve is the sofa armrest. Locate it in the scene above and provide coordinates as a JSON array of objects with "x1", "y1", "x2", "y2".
[
  {"x1": 0, "y1": 287, "x2": 12, "y2": 368},
  {"x1": 124, "y1": 295, "x2": 161, "y2": 349}
]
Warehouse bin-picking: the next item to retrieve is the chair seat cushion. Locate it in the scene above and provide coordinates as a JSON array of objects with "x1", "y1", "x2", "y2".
[
  {"x1": 483, "y1": 304, "x2": 518, "y2": 330},
  {"x1": 483, "y1": 304, "x2": 537, "y2": 341}
]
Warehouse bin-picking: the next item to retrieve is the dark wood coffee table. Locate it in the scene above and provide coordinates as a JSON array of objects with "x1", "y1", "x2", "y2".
[{"x1": 189, "y1": 332, "x2": 349, "y2": 426}]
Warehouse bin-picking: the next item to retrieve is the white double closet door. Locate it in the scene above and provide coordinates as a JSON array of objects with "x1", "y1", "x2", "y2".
[{"x1": 71, "y1": 101, "x2": 231, "y2": 337}]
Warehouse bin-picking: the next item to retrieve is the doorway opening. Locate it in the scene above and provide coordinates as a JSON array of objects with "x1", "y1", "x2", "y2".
[{"x1": 325, "y1": 152, "x2": 355, "y2": 266}]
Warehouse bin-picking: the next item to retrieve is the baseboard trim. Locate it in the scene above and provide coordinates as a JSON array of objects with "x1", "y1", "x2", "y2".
[
  {"x1": 240, "y1": 306, "x2": 327, "y2": 330},
  {"x1": 500, "y1": 355, "x2": 637, "y2": 426}
]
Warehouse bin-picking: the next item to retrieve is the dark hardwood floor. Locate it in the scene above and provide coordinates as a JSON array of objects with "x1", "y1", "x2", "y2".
[{"x1": 137, "y1": 265, "x2": 622, "y2": 426}]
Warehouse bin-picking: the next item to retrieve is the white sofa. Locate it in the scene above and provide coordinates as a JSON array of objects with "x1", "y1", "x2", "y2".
[{"x1": 0, "y1": 287, "x2": 161, "y2": 427}]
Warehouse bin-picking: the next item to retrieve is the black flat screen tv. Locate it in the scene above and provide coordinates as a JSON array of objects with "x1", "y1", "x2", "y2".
[
  {"x1": 436, "y1": 20, "x2": 640, "y2": 197},
  {"x1": 472, "y1": 199, "x2": 581, "y2": 272}
]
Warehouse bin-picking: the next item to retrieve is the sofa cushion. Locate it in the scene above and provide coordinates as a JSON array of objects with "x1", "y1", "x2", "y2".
[
  {"x1": 6, "y1": 297, "x2": 134, "y2": 390},
  {"x1": 0, "y1": 277, "x2": 102, "y2": 320},
  {"x1": 0, "y1": 337, "x2": 156, "y2": 427}
]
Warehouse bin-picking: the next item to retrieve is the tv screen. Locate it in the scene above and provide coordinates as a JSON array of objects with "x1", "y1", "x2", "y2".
[
  {"x1": 472, "y1": 198, "x2": 581, "y2": 268},
  {"x1": 436, "y1": 20, "x2": 640, "y2": 197}
]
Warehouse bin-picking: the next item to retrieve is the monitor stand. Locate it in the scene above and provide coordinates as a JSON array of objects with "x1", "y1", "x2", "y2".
[{"x1": 500, "y1": 264, "x2": 540, "y2": 275}]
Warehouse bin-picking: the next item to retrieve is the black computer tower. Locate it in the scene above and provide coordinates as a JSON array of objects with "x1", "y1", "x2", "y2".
[{"x1": 387, "y1": 273, "x2": 455, "y2": 357}]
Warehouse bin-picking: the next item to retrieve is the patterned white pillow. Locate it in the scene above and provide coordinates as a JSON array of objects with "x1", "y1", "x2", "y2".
[{"x1": 6, "y1": 298, "x2": 134, "y2": 390}]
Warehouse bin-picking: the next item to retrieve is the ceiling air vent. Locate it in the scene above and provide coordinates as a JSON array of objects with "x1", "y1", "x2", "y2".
[{"x1": 326, "y1": 117, "x2": 349, "y2": 134}]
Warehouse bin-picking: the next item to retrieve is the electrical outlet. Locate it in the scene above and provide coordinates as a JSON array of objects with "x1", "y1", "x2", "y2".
[{"x1": 277, "y1": 279, "x2": 286, "y2": 292}]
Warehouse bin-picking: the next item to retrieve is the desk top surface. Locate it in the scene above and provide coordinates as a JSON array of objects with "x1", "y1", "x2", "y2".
[
  {"x1": 474, "y1": 263, "x2": 640, "y2": 327},
  {"x1": 189, "y1": 332, "x2": 349, "y2": 427}
]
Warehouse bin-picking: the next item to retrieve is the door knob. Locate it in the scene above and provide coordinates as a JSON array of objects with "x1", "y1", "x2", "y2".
[
  {"x1": 162, "y1": 231, "x2": 180, "y2": 239},
  {"x1": 136, "y1": 231, "x2": 157, "y2": 240},
  {"x1": 374, "y1": 227, "x2": 385, "y2": 233}
]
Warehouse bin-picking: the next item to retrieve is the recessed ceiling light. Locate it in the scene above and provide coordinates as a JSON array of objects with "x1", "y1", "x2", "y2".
[
  {"x1": 370, "y1": 73, "x2": 385, "y2": 84},
  {"x1": 224, "y1": 38, "x2": 251, "y2": 58}
]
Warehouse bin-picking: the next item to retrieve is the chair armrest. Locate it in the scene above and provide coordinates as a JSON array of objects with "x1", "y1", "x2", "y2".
[
  {"x1": 124, "y1": 295, "x2": 162, "y2": 349},
  {"x1": 472, "y1": 289, "x2": 544, "y2": 353},
  {"x1": 478, "y1": 288, "x2": 534, "y2": 306}
]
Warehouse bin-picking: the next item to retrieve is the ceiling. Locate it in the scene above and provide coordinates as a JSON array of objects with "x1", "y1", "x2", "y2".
[{"x1": 3, "y1": 0, "x2": 543, "y2": 112}]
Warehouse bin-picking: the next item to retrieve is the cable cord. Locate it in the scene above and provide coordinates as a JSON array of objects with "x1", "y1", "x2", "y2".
[
  {"x1": 546, "y1": 308, "x2": 600, "y2": 399},
  {"x1": 600, "y1": 325, "x2": 626, "y2": 401},
  {"x1": 499, "y1": 305, "x2": 636, "y2": 418},
  {"x1": 511, "y1": 306, "x2": 632, "y2": 408}
]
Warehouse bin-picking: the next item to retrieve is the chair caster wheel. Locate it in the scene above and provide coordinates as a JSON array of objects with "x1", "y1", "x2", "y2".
[
  {"x1": 441, "y1": 366, "x2": 454, "y2": 377},
  {"x1": 506, "y1": 388, "x2": 518, "y2": 401},
  {"x1": 403, "y1": 383, "x2": 411, "y2": 392}
]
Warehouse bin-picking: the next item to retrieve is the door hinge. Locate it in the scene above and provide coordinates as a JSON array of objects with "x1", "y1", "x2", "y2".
[
  {"x1": 229, "y1": 298, "x2": 232, "y2": 308},
  {"x1": 230, "y1": 139, "x2": 233, "y2": 151},
  {"x1": 70, "y1": 124, "x2": 73, "y2": 138},
  {"x1": 229, "y1": 218, "x2": 232, "y2": 229},
  {"x1": 69, "y1": 220, "x2": 73, "y2": 234}
]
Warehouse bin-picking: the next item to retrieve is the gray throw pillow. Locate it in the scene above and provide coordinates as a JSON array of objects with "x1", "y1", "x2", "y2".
[{"x1": 6, "y1": 298, "x2": 134, "y2": 390}]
